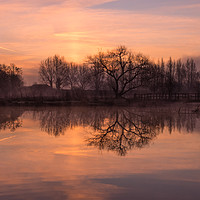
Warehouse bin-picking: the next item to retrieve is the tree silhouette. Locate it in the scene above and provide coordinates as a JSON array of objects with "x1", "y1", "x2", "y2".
[
  {"x1": 0, "y1": 63, "x2": 23, "y2": 98},
  {"x1": 38, "y1": 57, "x2": 54, "y2": 88},
  {"x1": 87, "y1": 54, "x2": 107, "y2": 97},
  {"x1": 88, "y1": 46, "x2": 153, "y2": 99},
  {"x1": 39, "y1": 55, "x2": 68, "y2": 89}
]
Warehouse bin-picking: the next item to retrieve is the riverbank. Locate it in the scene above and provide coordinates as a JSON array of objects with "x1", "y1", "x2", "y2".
[{"x1": 0, "y1": 97, "x2": 200, "y2": 107}]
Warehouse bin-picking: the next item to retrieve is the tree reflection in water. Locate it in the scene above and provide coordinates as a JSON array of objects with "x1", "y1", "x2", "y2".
[
  {"x1": 39, "y1": 109, "x2": 71, "y2": 136},
  {"x1": 33, "y1": 107, "x2": 159, "y2": 155},
  {"x1": 87, "y1": 109, "x2": 159, "y2": 156},
  {"x1": 34, "y1": 107, "x2": 107, "y2": 136},
  {"x1": 0, "y1": 106, "x2": 199, "y2": 155},
  {"x1": 34, "y1": 106, "x2": 199, "y2": 156},
  {"x1": 0, "y1": 107, "x2": 23, "y2": 132}
]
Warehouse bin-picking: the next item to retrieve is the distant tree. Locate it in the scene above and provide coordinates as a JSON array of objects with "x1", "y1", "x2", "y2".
[
  {"x1": 175, "y1": 59, "x2": 182, "y2": 91},
  {"x1": 87, "y1": 55, "x2": 105, "y2": 96},
  {"x1": 165, "y1": 57, "x2": 176, "y2": 97},
  {"x1": 177, "y1": 58, "x2": 199, "y2": 92},
  {"x1": 185, "y1": 59, "x2": 191, "y2": 90},
  {"x1": 65, "y1": 63, "x2": 78, "y2": 90},
  {"x1": 0, "y1": 65, "x2": 9, "y2": 92},
  {"x1": 9, "y1": 63, "x2": 23, "y2": 88},
  {"x1": 0, "y1": 63, "x2": 23, "y2": 97},
  {"x1": 39, "y1": 55, "x2": 68, "y2": 89},
  {"x1": 76, "y1": 65, "x2": 92, "y2": 91},
  {"x1": 148, "y1": 63, "x2": 162, "y2": 93},
  {"x1": 190, "y1": 59, "x2": 196, "y2": 88},
  {"x1": 88, "y1": 46, "x2": 153, "y2": 99},
  {"x1": 65, "y1": 63, "x2": 92, "y2": 90},
  {"x1": 52, "y1": 55, "x2": 68, "y2": 90},
  {"x1": 160, "y1": 58, "x2": 165, "y2": 92},
  {"x1": 39, "y1": 57, "x2": 54, "y2": 88}
]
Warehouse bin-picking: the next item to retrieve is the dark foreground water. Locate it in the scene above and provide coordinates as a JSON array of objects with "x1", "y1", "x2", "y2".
[{"x1": 0, "y1": 105, "x2": 200, "y2": 200}]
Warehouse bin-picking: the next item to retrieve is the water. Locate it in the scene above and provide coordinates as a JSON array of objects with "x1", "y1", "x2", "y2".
[{"x1": 0, "y1": 106, "x2": 200, "y2": 200}]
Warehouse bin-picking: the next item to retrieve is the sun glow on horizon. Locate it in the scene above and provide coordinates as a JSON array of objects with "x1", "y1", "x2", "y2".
[{"x1": 0, "y1": 0, "x2": 200, "y2": 85}]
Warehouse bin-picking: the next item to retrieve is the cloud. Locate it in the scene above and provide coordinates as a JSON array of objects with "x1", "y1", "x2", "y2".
[
  {"x1": 92, "y1": 0, "x2": 200, "y2": 10},
  {"x1": 54, "y1": 32, "x2": 90, "y2": 39},
  {"x1": 0, "y1": 0, "x2": 113, "y2": 9},
  {"x1": 0, "y1": 46, "x2": 16, "y2": 53},
  {"x1": 0, "y1": 0, "x2": 65, "y2": 7},
  {"x1": 92, "y1": 0, "x2": 200, "y2": 17},
  {"x1": 0, "y1": 0, "x2": 200, "y2": 85}
]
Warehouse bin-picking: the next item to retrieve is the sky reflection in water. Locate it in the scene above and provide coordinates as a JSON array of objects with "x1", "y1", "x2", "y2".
[{"x1": 0, "y1": 106, "x2": 200, "y2": 200}]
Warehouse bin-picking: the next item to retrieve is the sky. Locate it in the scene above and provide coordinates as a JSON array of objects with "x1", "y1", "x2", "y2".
[{"x1": 0, "y1": 0, "x2": 200, "y2": 85}]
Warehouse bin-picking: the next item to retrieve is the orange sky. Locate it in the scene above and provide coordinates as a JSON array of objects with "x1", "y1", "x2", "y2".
[{"x1": 0, "y1": 0, "x2": 200, "y2": 85}]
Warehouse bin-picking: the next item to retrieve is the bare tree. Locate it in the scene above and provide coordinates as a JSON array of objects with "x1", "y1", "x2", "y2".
[
  {"x1": 165, "y1": 57, "x2": 176, "y2": 97},
  {"x1": 52, "y1": 55, "x2": 68, "y2": 90},
  {"x1": 87, "y1": 55, "x2": 106, "y2": 95},
  {"x1": 185, "y1": 58, "x2": 198, "y2": 91},
  {"x1": 39, "y1": 57, "x2": 54, "y2": 88},
  {"x1": 76, "y1": 65, "x2": 92, "y2": 91},
  {"x1": 88, "y1": 46, "x2": 153, "y2": 99},
  {"x1": 66, "y1": 63, "x2": 78, "y2": 90},
  {"x1": 65, "y1": 64, "x2": 91, "y2": 89},
  {"x1": 39, "y1": 55, "x2": 68, "y2": 89},
  {"x1": 0, "y1": 63, "x2": 23, "y2": 97}
]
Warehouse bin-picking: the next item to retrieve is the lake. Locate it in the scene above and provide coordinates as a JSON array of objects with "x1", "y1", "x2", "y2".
[{"x1": 0, "y1": 105, "x2": 200, "y2": 200}]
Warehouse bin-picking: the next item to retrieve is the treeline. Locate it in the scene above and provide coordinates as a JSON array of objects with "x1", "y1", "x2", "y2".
[
  {"x1": 149, "y1": 58, "x2": 200, "y2": 94},
  {"x1": 0, "y1": 64, "x2": 23, "y2": 98},
  {"x1": 39, "y1": 46, "x2": 154, "y2": 98},
  {"x1": 38, "y1": 46, "x2": 200, "y2": 99},
  {"x1": 0, "y1": 45, "x2": 200, "y2": 100}
]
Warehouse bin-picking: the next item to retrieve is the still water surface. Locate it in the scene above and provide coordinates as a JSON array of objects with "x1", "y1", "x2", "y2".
[{"x1": 0, "y1": 106, "x2": 200, "y2": 200}]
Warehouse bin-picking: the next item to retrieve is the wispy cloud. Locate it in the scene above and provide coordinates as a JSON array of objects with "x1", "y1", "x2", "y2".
[
  {"x1": 92, "y1": 0, "x2": 200, "y2": 10},
  {"x1": 92, "y1": 0, "x2": 200, "y2": 17},
  {"x1": 54, "y1": 32, "x2": 90, "y2": 39},
  {"x1": 0, "y1": 0, "x2": 200, "y2": 85},
  {"x1": 0, "y1": 46, "x2": 16, "y2": 52}
]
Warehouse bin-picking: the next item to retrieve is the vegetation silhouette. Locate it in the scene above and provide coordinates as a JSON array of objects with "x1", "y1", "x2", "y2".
[
  {"x1": 88, "y1": 46, "x2": 153, "y2": 99},
  {"x1": 39, "y1": 55, "x2": 68, "y2": 89},
  {"x1": 1, "y1": 46, "x2": 200, "y2": 104},
  {"x1": 0, "y1": 63, "x2": 23, "y2": 98}
]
